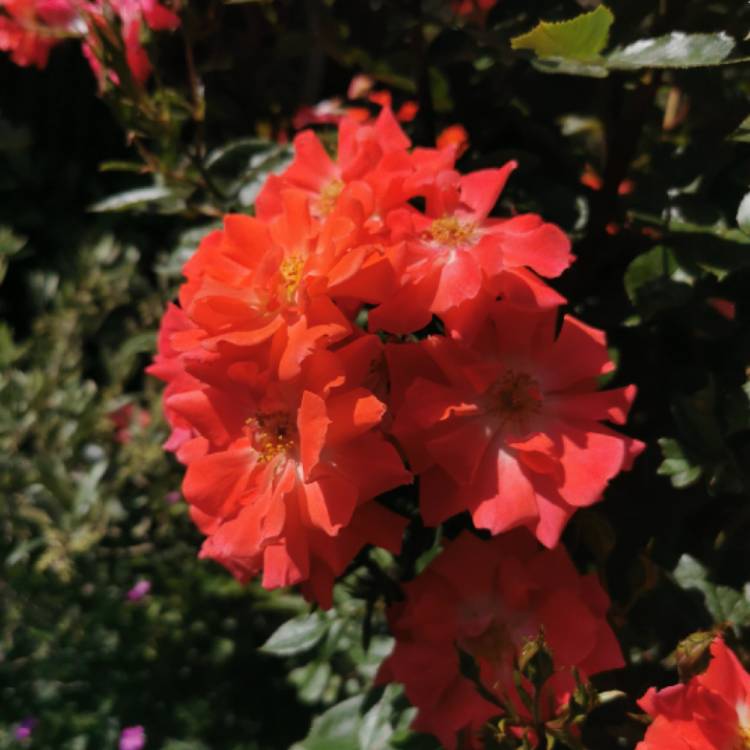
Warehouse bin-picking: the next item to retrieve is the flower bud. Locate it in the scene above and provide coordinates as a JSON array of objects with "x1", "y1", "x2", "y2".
[
  {"x1": 518, "y1": 631, "x2": 555, "y2": 688},
  {"x1": 675, "y1": 629, "x2": 715, "y2": 682}
]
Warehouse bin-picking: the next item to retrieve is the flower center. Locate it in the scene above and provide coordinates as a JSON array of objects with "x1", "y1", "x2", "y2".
[
  {"x1": 279, "y1": 254, "x2": 304, "y2": 300},
  {"x1": 318, "y1": 179, "x2": 344, "y2": 215},
  {"x1": 460, "y1": 620, "x2": 514, "y2": 667},
  {"x1": 247, "y1": 411, "x2": 296, "y2": 463},
  {"x1": 428, "y1": 216, "x2": 476, "y2": 247},
  {"x1": 736, "y1": 723, "x2": 750, "y2": 749},
  {"x1": 487, "y1": 370, "x2": 542, "y2": 432}
]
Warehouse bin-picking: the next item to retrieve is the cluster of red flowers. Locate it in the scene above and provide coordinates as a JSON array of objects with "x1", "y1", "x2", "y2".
[
  {"x1": 0, "y1": 0, "x2": 178, "y2": 84},
  {"x1": 149, "y1": 106, "x2": 644, "y2": 741}
]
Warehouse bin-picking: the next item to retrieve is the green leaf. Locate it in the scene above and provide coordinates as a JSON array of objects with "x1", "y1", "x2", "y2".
[
  {"x1": 657, "y1": 438, "x2": 703, "y2": 489},
  {"x1": 0, "y1": 226, "x2": 25, "y2": 257},
  {"x1": 204, "y1": 137, "x2": 277, "y2": 169},
  {"x1": 511, "y1": 6, "x2": 614, "y2": 61},
  {"x1": 607, "y1": 32, "x2": 735, "y2": 70},
  {"x1": 513, "y1": 12, "x2": 737, "y2": 78},
  {"x1": 729, "y1": 115, "x2": 750, "y2": 143},
  {"x1": 623, "y1": 245, "x2": 693, "y2": 317},
  {"x1": 259, "y1": 611, "x2": 329, "y2": 656},
  {"x1": 529, "y1": 58, "x2": 609, "y2": 78},
  {"x1": 737, "y1": 193, "x2": 750, "y2": 235},
  {"x1": 359, "y1": 691, "x2": 396, "y2": 750},
  {"x1": 89, "y1": 186, "x2": 186, "y2": 214},
  {"x1": 0, "y1": 226, "x2": 26, "y2": 285},
  {"x1": 289, "y1": 660, "x2": 334, "y2": 704},
  {"x1": 291, "y1": 696, "x2": 364, "y2": 750},
  {"x1": 674, "y1": 555, "x2": 750, "y2": 631},
  {"x1": 98, "y1": 160, "x2": 147, "y2": 174},
  {"x1": 108, "y1": 332, "x2": 157, "y2": 380}
]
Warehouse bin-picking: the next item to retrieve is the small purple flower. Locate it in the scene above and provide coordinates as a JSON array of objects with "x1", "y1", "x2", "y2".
[
  {"x1": 14, "y1": 717, "x2": 37, "y2": 741},
  {"x1": 165, "y1": 490, "x2": 181, "y2": 505},
  {"x1": 126, "y1": 579, "x2": 151, "y2": 602},
  {"x1": 119, "y1": 725, "x2": 146, "y2": 750}
]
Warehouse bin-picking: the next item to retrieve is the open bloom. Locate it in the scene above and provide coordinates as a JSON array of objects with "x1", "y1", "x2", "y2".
[
  {"x1": 255, "y1": 105, "x2": 413, "y2": 222},
  {"x1": 638, "y1": 638, "x2": 750, "y2": 750},
  {"x1": 173, "y1": 187, "x2": 420, "y2": 381},
  {"x1": 368, "y1": 162, "x2": 573, "y2": 339},
  {"x1": 153, "y1": 326, "x2": 411, "y2": 606},
  {"x1": 388, "y1": 302, "x2": 643, "y2": 547},
  {"x1": 378, "y1": 531, "x2": 624, "y2": 749}
]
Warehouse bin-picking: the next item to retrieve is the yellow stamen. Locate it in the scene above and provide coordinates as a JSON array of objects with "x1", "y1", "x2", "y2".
[
  {"x1": 736, "y1": 726, "x2": 750, "y2": 750},
  {"x1": 246, "y1": 412, "x2": 295, "y2": 463},
  {"x1": 429, "y1": 215, "x2": 476, "y2": 247},
  {"x1": 280, "y1": 255, "x2": 304, "y2": 300},
  {"x1": 318, "y1": 179, "x2": 344, "y2": 215}
]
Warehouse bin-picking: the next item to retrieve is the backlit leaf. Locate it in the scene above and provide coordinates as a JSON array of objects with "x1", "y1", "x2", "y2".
[{"x1": 511, "y1": 6, "x2": 614, "y2": 61}]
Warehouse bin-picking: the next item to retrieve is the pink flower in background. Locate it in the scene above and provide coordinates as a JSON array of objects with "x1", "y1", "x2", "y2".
[
  {"x1": 14, "y1": 717, "x2": 37, "y2": 741},
  {"x1": 119, "y1": 725, "x2": 146, "y2": 750},
  {"x1": 165, "y1": 490, "x2": 181, "y2": 504},
  {"x1": 109, "y1": 402, "x2": 151, "y2": 444},
  {"x1": 126, "y1": 579, "x2": 151, "y2": 602}
]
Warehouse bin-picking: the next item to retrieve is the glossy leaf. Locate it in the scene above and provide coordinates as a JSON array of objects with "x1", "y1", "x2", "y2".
[
  {"x1": 291, "y1": 696, "x2": 364, "y2": 750},
  {"x1": 737, "y1": 192, "x2": 750, "y2": 235},
  {"x1": 260, "y1": 611, "x2": 329, "y2": 657},
  {"x1": 607, "y1": 32, "x2": 735, "y2": 69}
]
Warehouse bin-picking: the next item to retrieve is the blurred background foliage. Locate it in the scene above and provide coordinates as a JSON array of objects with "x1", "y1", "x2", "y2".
[{"x1": 2, "y1": 0, "x2": 750, "y2": 747}]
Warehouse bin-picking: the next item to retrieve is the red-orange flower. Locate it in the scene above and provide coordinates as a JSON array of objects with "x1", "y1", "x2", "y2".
[
  {"x1": 171, "y1": 190, "x2": 409, "y2": 381},
  {"x1": 368, "y1": 162, "x2": 573, "y2": 339},
  {"x1": 378, "y1": 531, "x2": 624, "y2": 749},
  {"x1": 256, "y1": 106, "x2": 412, "y2": 222},
  {"x1": 388, "y1": 302, "x2": 643, "y2": 547},
  {"x1": 638, "y1": 638, "x2": 750, "y2": 750},
  {"x1": 146, "y1": 302, "x2": 205, "y2": 461},
  {"x1": 437, "y1": 124, "x2": 469, "y2": 157},
  {"x1": 153, "y1": 325, "x2": 411, "y2": 606}
]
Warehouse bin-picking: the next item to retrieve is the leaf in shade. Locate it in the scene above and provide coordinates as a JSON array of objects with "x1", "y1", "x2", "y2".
[
  {"x1": 291, "y1": 696, "x2": 364, "y2": 750},
  {"x1": 259, "y1": 611, "x2": 329, "y2": 657},
  {"x1": 623, "y1": 245, "x2": 693, "y2": 317},
  {"x1": 737, "y1": 192, "x2": 750, "y2": 235},
  {"x1": 89, "y1": 186, "x2": 186, "y2": 214},
  {"x1": 674, "y1": 555, "x2": 750, "y2": 632},
  {"x1": 657, "y1": 438, "x2": 703, "y2": 489}
]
